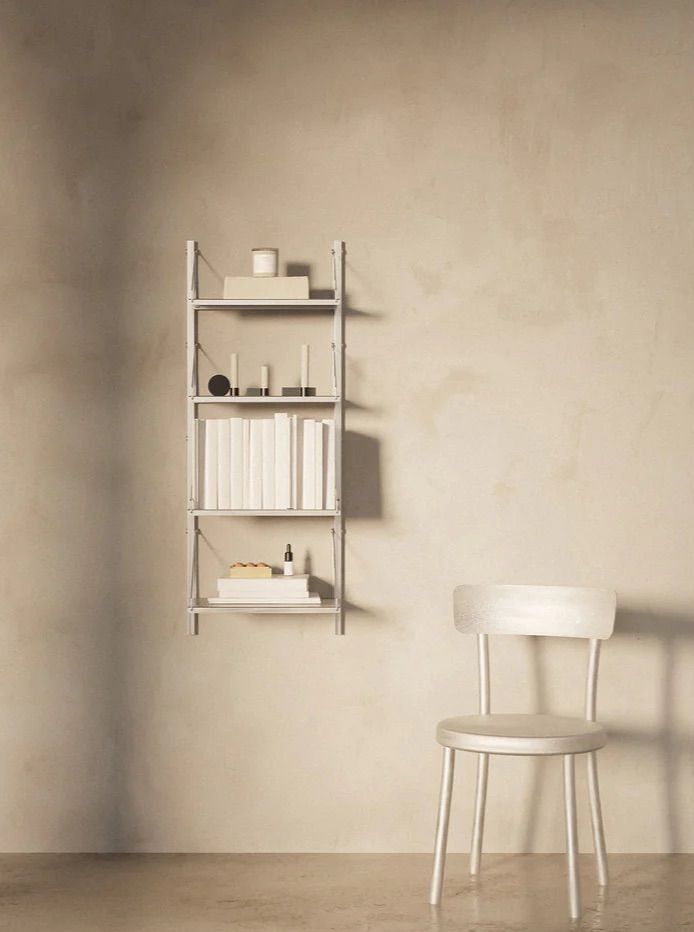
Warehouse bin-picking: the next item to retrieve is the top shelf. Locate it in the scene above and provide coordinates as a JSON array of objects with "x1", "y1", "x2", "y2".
[{"x1": 193, "y1": 298, "x2": 337, "y2": 311}]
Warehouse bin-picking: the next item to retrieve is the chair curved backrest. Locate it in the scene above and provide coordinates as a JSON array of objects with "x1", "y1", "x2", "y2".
[
  {"x1": 454, "y1": 584, "x2": 616, "y2": 639},
  {"x1": 453, "y1": 584, "x2": 617, "y2": 719}
]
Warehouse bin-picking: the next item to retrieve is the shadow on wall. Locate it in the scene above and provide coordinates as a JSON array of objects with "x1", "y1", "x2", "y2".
[
  {"x1": 343, "y1": 431, "x2": 383, "y2": 520},
  {"x1": 518, "y1": 606, "x2": 694, "y2": 854},
  {"x1": 610, "y1": 606, "x2": 694, "y2": 853}
]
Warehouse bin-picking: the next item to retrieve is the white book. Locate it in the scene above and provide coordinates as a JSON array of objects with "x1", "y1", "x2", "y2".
[
  {"x1": 248, "y1": 420, "x2": 263, "y2": 509},
  {"x1": 242, "y1": 420, "x2": 250, "y2": 508},
  {"x1": 323, "y1": 419, "x2": 336, "y2": 510},
  {"x1": 217, "y1": 419, "x2": 231, "y2": 510},
  {"x1": 274, "y1": 413, "x2": 291, "y2": 509},
  {"x1": 203, "y1": 419, "x2": 218, "y2": 510},
  {"x1": 302, "y1": 419, "x2": 316, "y2": 509},
  {"x1": 218, "y1": 574, "x2": 310, "y2": 595},
  {"x1": 261, "y1": 419, "x2": 275, "y2": 509},
  {"x1": 314, "y1": 420, "x2": 324, "y2": 510},
  {"x1": 230, "y1": 418, "x2": 244, "y2": 509},
  {"x1": 197, "y1": 419, "x2": 206, "y2": 506},
  {"x1": 207, "y1": 594, "x2": 322, "y2": 606},
  {"x1": 290, "y1": 415, "x2": 299, "y2": 509}
]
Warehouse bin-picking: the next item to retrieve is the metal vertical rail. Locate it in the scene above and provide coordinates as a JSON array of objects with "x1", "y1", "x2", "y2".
[
  {"x1": 332, "y1": 240, "x2": 346, "y2": 635},
  {"x1": 186, "y1": 240, "x2": 199, "y2": 635}
]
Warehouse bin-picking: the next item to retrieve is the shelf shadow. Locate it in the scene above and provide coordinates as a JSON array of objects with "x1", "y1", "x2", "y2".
[{"x1": 343, "y1": 431, "x2": 383, "y2": 520}]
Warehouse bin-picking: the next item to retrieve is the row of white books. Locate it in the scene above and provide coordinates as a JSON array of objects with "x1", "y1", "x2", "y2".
[
  {"x1": 208, "y1": 574, "x2": 320, "y2": 605},
  {"x1": 200, "y1": 416, "x2": 336, "y2": 511}
]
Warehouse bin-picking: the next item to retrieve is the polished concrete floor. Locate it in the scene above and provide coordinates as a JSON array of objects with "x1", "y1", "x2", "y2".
[{"x1": 0, "y1": 854, "x2": 691, "y2": 931}]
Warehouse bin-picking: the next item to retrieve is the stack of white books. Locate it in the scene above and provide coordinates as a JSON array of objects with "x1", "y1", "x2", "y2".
[
  {"x1": 200, "y1": 416, "x2": 335, "y2": 511},
  {"x1": 208, "y1": 574, "x2": 321, "y2": 605}
]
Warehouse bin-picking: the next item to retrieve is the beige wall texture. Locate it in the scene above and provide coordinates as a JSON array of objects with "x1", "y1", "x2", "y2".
[{"x1": 2, "y1": 0, "x2": 694, "y2": 853}]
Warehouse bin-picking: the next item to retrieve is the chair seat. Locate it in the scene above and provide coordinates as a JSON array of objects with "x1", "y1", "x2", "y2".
[{"x1": 437, "y1": 713, "x2": 606, "y2": 756}]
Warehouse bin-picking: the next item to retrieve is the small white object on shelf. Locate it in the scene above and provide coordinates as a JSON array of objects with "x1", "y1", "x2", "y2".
[
  {"x1": 261, "y1": 365, "x2": 269, "y2": 392},
  {"x1": 230, "y1": 353, "x2": 239, "y2": 391},
  {"x1": 301, "y1": 344, "x2": 310, "y2": 389},
  {"x1": 252, "y1": 247, "x2": 278, "y2": 277}
]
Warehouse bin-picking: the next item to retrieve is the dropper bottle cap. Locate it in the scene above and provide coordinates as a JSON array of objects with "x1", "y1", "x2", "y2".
[{"x1": 284, "y1": 544, "x2": 293, "y2": 560}]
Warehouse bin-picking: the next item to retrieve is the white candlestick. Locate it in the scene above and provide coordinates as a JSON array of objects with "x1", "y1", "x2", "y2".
[
  {"x1": 230, "y1": 353, "x2": 239, "y2": 389},
  {"x1": 301, "y1": 344, "x2": 309, "y2": 389},
  {"x1": 261, "y1": 365, "x2": 269, "y2": 391}
]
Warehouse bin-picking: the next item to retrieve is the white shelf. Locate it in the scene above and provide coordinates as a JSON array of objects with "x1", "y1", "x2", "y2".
[
  {"x1": 192, "y1": 599, "x2": 338, "y2": 615},
  {"x1": 193, "y1": 298, "x2": 336, "y2": 310},
  {"x1": 186, "y1": 239, "x2": 346, "y2": 636},
  {"x1": 193, "y1": 396, "x2": 339, "y2": 405},
  {"x1": 191, "y1": 509, "x2": 339, "y2": 517}
]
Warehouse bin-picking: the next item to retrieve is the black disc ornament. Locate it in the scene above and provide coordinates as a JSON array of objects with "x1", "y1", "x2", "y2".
[{"x1": 208, "y1": 374, "x2": 231, "y2": 396}]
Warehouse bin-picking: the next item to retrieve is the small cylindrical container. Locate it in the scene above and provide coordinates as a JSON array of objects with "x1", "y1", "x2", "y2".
[{"x1": 252, "y1": 248, "x2": 279, "y2": 277}]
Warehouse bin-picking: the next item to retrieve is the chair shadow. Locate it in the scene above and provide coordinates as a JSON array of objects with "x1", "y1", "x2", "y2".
[
  {"x1": 609, "y1": 605, "x2": 694, "y2": 853},
  {"x1": 518, "y1": 606, "x2": 694, "y2": 855}
]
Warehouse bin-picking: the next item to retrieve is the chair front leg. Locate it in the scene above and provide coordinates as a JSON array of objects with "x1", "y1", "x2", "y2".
[
  {"x1": 563, "y1": 753, "x2": 581, "y2": 920},
  {"x1": 470, "y1": 752, "x2": 489, "y2": 875},
  {"x1": 429, "y1": 747, "x2": 455, "y2": 905},
  {"x1": 587, "y1": 750, "x2": 608, "y2": 886}
]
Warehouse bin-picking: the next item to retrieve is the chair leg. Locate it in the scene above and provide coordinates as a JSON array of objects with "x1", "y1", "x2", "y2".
[
  {"x1": 470, "y1": 752, "x2": 489, "y2": 876},
  {"x1": 587, "y1": 750, "x2": 608, "y2": 886},
  {"x1": 429, "y1": 747, "x2": 455, "y2": 905},
  {"x1": 563, "y1": 753, "x2": 581, "y2": 920}
]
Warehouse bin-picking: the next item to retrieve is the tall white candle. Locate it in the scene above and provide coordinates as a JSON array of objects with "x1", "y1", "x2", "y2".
[
  {"x1": 230, "y1": 353, "x2": 239, "y2": 389},
  {"x1": 301, "y1": 344, "x2": 309, "y2": 389},
  {"x1": 261, "y1": 365, "x2": 269, "y2": 391}
]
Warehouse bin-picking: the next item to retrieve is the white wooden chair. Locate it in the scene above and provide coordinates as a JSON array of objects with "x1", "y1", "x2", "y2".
[{"x1": 429, "y1": 584, "x2": 616, "y2": 920}]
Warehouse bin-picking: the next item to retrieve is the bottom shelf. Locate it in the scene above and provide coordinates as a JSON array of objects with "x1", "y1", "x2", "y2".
[{"x1": 191, "y1": 599, "x2": 338, "y2": 615}]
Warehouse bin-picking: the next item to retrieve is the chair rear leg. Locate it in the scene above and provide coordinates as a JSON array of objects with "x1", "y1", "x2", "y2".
[
  {"x1": 563, "y1": 753, "x2": 581, "y2": 920},
  {"x1": 470, "y1": 752, "x2": 489, "y2": 875},
  {"x1": 429, "y1": 747, "x2": 455, "y2": 905},
  {"x1": 587, "y1": 750, "x2": 608, "y2": 886}
]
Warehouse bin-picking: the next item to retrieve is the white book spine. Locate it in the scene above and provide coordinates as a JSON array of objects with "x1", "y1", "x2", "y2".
[
  {"x1": 249, "y1": 420, "x2": 263, "y2": 509},
  {"x1": 290, "y1": 415, "x2": 299, "y2": 509},
  {"x1": 314, "y1": 420, "x2": 324, "y2": 510},
  {"x1": 274, "y1": 413, "x2": 291, "y2": 509},
  {"x1": 242, "y1": 419, "x2": 250, "y2": 508},
  {"x1": 302, "y1": 419, "x2": 316, "y2": 509},
  {"x1": 217, "y1": 419, "x2": 231, "y2": 510},
  {"x1": 203, "y1": 419, "x2": 218, "y2": 510},
  {"x1": 323, "y1": 419, "x2": 336, "y2": 510},
  {"x1": 197, "y1": 419, "x2": 205, "y2": 507},
  {"x1": 230, "y1": 418, "x2": 244, "y2": 509},
  {"x1": 261, "y1": 419, "x2": 275, "y2": 509}
]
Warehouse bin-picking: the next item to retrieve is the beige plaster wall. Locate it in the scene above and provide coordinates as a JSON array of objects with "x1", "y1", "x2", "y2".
[
  {"x1": 3, "y1": 0, "x2": 694, "y2": 853},
  {"x1": 0, "y1": 2, "x2": 122, "y2": 849}
]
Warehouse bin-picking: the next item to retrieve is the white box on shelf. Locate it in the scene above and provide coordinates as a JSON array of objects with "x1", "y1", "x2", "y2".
[{"x1": 223, "y1": 276, "x2": 309, "y2": 300}]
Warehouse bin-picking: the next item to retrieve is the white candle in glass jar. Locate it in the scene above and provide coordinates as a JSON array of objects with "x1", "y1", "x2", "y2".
[{"x1": 252, "y1": 248, "x2": 278, "y2": 277}]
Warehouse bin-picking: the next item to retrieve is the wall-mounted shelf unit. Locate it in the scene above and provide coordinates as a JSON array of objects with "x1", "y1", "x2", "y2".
[{"x1": 186, "y1": 239, "x2": 346, "y2": 636}]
